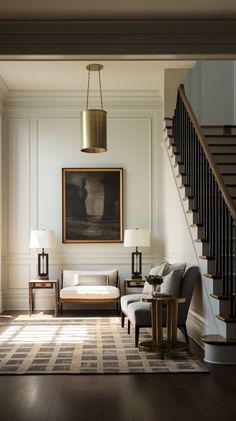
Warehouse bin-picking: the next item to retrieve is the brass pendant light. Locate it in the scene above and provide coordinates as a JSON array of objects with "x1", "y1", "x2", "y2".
[{"x1": 81, "y1": 63, "x2": 107, "y2": 153}]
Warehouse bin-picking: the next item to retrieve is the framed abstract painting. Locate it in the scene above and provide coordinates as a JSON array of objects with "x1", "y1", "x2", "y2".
[{"x1": 62, "y1": 168, "x2": 123, "y2": 243}]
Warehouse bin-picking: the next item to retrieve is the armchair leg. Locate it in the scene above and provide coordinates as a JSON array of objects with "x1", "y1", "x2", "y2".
[
  {"x1": 116, "y1": 301, "x2": 120, "y2": 313},
  {"x1": 179, "y1": 324, "x2": 189, "y2": 344},
  {"x1": 135, "y1": 326, "x2": 140, "y2": 347},
  {"x1": 121, "y1": 312, "x2": 125, "y2": 328},
  {"x1": 128, "y1": 319, "x2": 131, "y2": 334},
  {"x1": 60, "y1": 302, "x2": 63, "y2": 314}
]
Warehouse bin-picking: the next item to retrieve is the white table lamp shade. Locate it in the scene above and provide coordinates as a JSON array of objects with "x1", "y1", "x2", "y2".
[
  {"x1": 29, "y1": 230, "x2": 56, "y2": 249},
  {"x1": 124, "y1": 229, "x2": 150, "y2": 247}
]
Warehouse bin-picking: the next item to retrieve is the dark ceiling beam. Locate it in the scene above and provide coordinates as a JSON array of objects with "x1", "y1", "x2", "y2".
[{"x1": 0, "y1": 19, "x2": 236, "y2": 56}]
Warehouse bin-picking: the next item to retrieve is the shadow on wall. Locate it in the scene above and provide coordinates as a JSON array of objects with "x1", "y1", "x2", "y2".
[{"x1": 190, "y1": 279, "x2": 204, "y2": 316}]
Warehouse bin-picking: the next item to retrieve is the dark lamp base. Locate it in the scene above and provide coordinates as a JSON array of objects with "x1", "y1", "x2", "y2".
[{"x1": 132, "y1": 273, "x2": 142, "y2": 279}]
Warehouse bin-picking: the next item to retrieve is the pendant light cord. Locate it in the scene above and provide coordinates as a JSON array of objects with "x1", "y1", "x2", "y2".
[
  {"x1": 86, "y1": 68, "x2": 91, "y2": 110},
  {"x1": 86, "y1": 66, "x2": 103, "y2": 110},
  {"x1": 98, "y1": 68, "x2": 103, "y2": 110}
]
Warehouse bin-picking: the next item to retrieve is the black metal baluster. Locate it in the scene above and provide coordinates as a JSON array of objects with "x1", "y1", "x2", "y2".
[
  {"x1": 204, "y1": 160, "x2": 210, "y2": 241},
  {"x1": 225, "y1": 210, "x2": 230, "y2": 297},
  {"x1": 222, "y1": 200, "x2": 226, "y2": 296},
  {"x1": 214, "y1": 183, "x2": 219, "y2": 274},
  {"x1": 210, "y1": 172, "x2": 215, "y2": 258},
  {"x1": 218, "y1": 194, "x2": 222, "y2": 279},
  {"x1": 231, "y1": 222, "x2": 236, "y2": 318}
]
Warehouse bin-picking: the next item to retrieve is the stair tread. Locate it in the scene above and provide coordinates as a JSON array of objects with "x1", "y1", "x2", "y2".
[
  {"x1": 218, "y1": 163, "x2": 236, "y2": 166},
  {"x1": 204, "y1": 273, "x2": 222, "y2": 279},
  {"x1": 205, "y1": 134, "x2": 236, "y2": 138},
  {"x1": 207, "y1": 141, "x2": 236, "y2": 145},
  {"x1": 183, "y1": 196, "x2": 194, "y2": 201},
  {"x1": 210, "y1": 293, "x2": 229, "y2": 300},
  {"x1": 216, "y1": 315, "x2": 236, "y2": 323},
  {"x1": 212, "y1": 151, "x2": 236, "y2": 156},
  {"x1": 186, "y1": 209, "x2": 198, "y2": 214},
  {"x1": 201, "y1": 125, "x2": 236, "y2": 128},
  {"x1": 179, "y1": 184, "x2": 190, "y2": 189},
  {"x1": 176, "y1": 172, "x2": 187, "y2": 177},
  {"x1": 200, "y1": 255, "x2": 215, "y2": 260},
  {"x1": 202, "y1": 334, "x2": 236, "y2": 345}
]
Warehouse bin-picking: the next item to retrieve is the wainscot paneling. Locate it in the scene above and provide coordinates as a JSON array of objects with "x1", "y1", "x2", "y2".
[
  {"x1": 8, "y1": 263, "x2": 30, "y2": 290},
  {"x1": 8, "y1": 118, "x2": 30, "y2": 255}
]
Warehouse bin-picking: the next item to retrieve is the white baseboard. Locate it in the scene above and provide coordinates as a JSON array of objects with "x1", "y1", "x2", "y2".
[{"x1": 187, "y1": 309, "x2": 211, "y2": 349}]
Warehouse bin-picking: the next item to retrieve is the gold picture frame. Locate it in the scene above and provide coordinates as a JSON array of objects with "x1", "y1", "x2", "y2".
[{"x1": 62, "y1": 168, "x2": 123, "y2": 243}]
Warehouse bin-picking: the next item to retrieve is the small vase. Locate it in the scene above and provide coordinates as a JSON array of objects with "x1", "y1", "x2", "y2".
[{"x1": 152, "y1": 284, "x2": 159, "y2": 297}]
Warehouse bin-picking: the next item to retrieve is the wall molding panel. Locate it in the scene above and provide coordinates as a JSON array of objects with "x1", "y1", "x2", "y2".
[
  {"x1": 4, "y1": 90, "x2": 163, "y2": 110},
  {"x1": 6, "y1": 118, "x2": 30, "y2": 256}
]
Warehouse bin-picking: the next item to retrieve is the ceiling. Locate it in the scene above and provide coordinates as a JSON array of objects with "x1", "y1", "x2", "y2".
[
  {"x1": 0, "y1": 60, "x2": 195, "y2": 92},
  {"x1": 0, "y1": 0, "x2": 214, "y2": 93},
  {"x1": 0, "y1": 0, "x2": 236, "y2": 19}
]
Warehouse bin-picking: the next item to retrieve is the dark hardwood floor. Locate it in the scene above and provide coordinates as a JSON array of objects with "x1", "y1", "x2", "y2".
[{"x1": 0, "y1": 311, "x2": 236, "y2": 421}]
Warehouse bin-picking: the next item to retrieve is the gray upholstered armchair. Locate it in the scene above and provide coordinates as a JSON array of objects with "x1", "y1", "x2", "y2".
[{"x1": 121, "y1": 265, "x2": 200, "y2": 347}]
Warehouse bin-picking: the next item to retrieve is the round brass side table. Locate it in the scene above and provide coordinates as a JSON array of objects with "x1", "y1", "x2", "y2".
[{"x1": 139, "y1": 295, "x2": 189, "y2": 358}]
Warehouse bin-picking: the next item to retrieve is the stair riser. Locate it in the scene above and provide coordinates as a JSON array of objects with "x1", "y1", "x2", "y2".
[
  {"x1": 184, "y1": 197, "x2": 196, "y2": 210},
  {"x1": 211, "y1": 280, "x2": 224, "y2": 295},
  {"x1": 195, "y1": 226, "x2": 207, "y2": 239},
  {"x1": 189, "y1": 211, "x2": 200, "y2": 225},
  {"x1": 227, "y1": 186, "x2": 236, "y2": 196},
  {"x1": 217, "y1": 164, "x2": 236, "y2": 173},
  {"x1": 213, "y1": 155, "x2": 236, "y2": 164},
  {"x1": 204, "y1": 344, "x2": 236, "y2": 364},
  {"x1": 202, "y1": 127, "x2": 236, "y2": 135},
  {"x1": 207, "y1": 138, "x2": 236, "y2": 145},
  {"x1": 199, "y1": 242, "x2": 211, "y2": 256},
  {"x1": 210, "y1": 296, "x2": 230, "y2": 315},
  {"x1": 210, "y1": 145, "x2": 236, "y2": 153},
  {"x1": 216, "y1": 318, "x2": 236, "y2": 340},
  {"x1": 222, "y1": 175, "x2": 236, "y2": 184},
  {"x1": 207, "y1": 259, "x2": 218, "y2": 274}
]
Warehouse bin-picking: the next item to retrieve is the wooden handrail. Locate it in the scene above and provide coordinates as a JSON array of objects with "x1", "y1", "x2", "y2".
[{"x1": 178, "y1": 84, "x2": 236, "y2": 221}]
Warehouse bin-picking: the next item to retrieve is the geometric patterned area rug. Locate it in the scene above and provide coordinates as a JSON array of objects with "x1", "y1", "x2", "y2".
[{"x1": 0, "y1": 316, "x2": 208, "y2": 374}]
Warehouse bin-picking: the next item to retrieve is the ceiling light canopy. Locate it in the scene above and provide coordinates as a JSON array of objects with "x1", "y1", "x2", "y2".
[{"x1": 81, "y1": 63, "x2": 107, "y2": 153}]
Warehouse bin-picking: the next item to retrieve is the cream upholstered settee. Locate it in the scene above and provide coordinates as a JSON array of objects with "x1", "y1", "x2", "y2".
[{"x1": 59, "y1": 269, "x2": 120, "y2": 311}]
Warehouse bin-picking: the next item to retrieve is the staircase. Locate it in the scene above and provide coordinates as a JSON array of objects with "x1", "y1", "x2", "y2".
[{"x1": 164, "y1": 84, "x2": 236, "y2": 364}]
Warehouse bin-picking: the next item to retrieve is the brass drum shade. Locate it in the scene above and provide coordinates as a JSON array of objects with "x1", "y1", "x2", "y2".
[{"x1": 81, "y1": 109, "x2": 107, "y2": 153}]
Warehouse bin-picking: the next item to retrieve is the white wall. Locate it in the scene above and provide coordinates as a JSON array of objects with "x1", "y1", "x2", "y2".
[
  {"x1": 0, "y1": 78, "x2": 6, "y2": 313},
  {"x1": 1, "y1": 90, "x2": 164, "y2": 310},
  {"x1": 185, "y1": 61, "x2": 235, "y2": 125},
  {"x1": 0, "y1": 107, "x2": 2, "y2": 313},
  {"x1": 163, "y1": 152, "x2": 197, "y2": 264},
  {"x1": 164, "y1": 68, "x2": 190, "y2": 118}
]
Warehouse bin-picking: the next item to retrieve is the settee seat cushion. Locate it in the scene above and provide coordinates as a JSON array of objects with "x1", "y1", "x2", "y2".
[{"x1": 60, "y1": 285, "x2": 120, "y2": 300}]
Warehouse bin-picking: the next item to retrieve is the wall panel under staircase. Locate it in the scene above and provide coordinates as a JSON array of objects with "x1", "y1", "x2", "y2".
[{"x1": 163, "y1": 140, "x2": 218, "y2": 347}]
